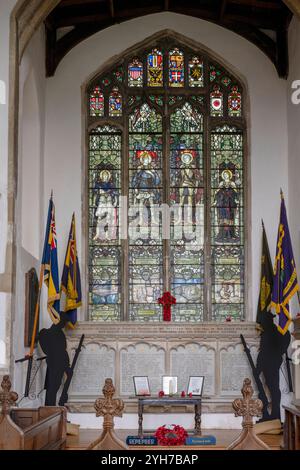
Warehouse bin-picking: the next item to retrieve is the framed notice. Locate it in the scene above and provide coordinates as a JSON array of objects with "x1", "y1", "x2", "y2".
[
  {"x1": 187, "y1": 376, "x2": 204, "y2": 396},
  {"x1": 162, "y1": 376, "x2": 178, "y2": 395},
  {"x1": 133, "y1": 376, "x2": 151, "y2": 396}
]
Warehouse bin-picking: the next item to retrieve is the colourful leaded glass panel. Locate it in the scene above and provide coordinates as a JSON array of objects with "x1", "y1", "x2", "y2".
[
  {"x1": 147, "y1": 48, "x2": 163, "y2": 87},
  {"x1": 128, "y1": 58, "x2": 143, "y2": 87},
  {"x1": 169, "y1": 48, "x2": 184, "y2": 87},
  {"x1": 188, "y1": 57, "x2": 204, "y2": 87},
  {"x1": 88, "y1": 41, "x2": 246, "y2": 323},
  {"x1": 210, "y1": 125, "x2": 244, "y2": 321},
  {"x1": 228, "y1": 85, "x2": 242, "y2": 117},
  {"x1": 90, "y1": 86, "x2": 104, "y2": 117},
  {"x1": 88, "y1": 125, "x2": 122, "y2": 321},
  {"x1": 128, "y1": 103, "x2": 163, "y2": 320},
  {"x1": 210, "y1": 85, "x2": 223, "y2": 117},
  {"x1": 109, "y1": 87, "x2": 122, "y2": 117},
  {"x1": 170, "y1": 103, "x2": 204, "y2": 321}
]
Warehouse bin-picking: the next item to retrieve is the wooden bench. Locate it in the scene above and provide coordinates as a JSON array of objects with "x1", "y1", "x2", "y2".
[{"x1": 0, "y1": 375, "x2": 67, "y2": 450}]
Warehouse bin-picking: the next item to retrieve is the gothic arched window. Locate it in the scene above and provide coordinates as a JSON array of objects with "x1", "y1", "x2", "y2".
[{"x1": 87, "y1": 37, "x2": 246, "y2": 322}]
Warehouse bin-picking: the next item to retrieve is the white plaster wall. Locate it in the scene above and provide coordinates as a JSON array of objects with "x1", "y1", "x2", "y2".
[
  {"x1": 287, "y1": 16, "x2": 300, "y2": 408},
  {"x1": 44, "y1": 12, "x2": 289, "y2": 322},
  {"x1": 288, "y1": 16, "x2": 300, "y2": 280},
  {"x1": 12, "y1": 26, "x2": 47, "y2": 402},
  {"x1": 0, "y1": 0, "x2": 18, "y2": 371}
]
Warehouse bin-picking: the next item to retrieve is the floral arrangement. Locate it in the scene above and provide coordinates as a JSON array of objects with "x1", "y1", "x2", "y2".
[{"x1": 154, "y1": 424, "x2": 188, "y2": 446}]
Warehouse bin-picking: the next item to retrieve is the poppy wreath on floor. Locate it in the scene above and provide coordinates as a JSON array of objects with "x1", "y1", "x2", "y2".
[{"x1": 154, "y1": 424, "x2": 188, "y2": 446}]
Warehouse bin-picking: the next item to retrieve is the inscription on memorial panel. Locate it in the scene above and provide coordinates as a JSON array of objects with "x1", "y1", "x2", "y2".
[
  {"x1": 220, "y1": 343, "x2": 258, "y2": 395},
  {"x1": 120, "y1": 343, "x2": 165, "y2": 395},
  {"x1": 170, "y1": 343, "x2": 216, "y2": 395},
  {"x1": 70, "y1": 343, "x2": 115, "y2": 396}
]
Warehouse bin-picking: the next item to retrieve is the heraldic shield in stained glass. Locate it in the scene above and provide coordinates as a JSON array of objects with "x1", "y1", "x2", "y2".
[
  {"x1": 128, "y1": 58, "x2": 143, "y2": 87},
  {"x1": 87, "y1": 38, "x2": 245, "y2": 322},
  {"x1": 169, "y1": 48, "x2": 184, "y2": 87},
  {"x1": 147, "y1": 48, "x2": 163, "y2": 87}
]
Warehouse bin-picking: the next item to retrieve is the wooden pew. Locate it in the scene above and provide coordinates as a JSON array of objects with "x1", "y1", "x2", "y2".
[{"x1": 0, "y1": 375, "x2": 67, "y2": 450}]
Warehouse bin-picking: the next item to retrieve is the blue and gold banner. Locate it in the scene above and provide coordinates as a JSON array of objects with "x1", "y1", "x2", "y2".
[
  {"x1": 42, "y1": 196, "x2": 60, "y2": 324},
  {"x1": 61, "y1": 213, "x2": 82, "y2": 327},
  {"x1": 271, "y1": 192, "x2": 299, "y2": 334}
]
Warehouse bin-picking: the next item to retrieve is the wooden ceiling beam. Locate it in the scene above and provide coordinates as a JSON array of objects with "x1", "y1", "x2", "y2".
[
  {"x1": 45, "y1": 1, "x2": 292, "y2": 78},
  {"x1": 229, "y1": 0, "x2": 282, "y2": 9},
  {"x1": 57, "y1": 0, "x2": 104, "y2": 7},
  {"x1": 283, "y1": 0, "x2": 300, "y2": 18},
  {"x1": 219, "y1": 0, "x2": 227, "y2": 20}
]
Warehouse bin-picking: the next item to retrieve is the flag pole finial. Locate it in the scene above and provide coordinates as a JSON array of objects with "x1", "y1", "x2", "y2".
[
  {"x1": 50, "y1": 190, "x2": 53, "y2": 200},
  {"x1": 261, "y1": 219, "x2": 265, "y2": 228},
  {"x1": 280, "y1": 188, "x2": 284, "y2": 199}
]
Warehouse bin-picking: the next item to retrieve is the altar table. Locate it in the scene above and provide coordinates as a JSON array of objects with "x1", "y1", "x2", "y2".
[{"x1": 135, "y1": 396, "x2": 202, "y2": 437}]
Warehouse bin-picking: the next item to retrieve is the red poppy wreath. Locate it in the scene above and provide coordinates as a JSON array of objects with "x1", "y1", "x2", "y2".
[{"x1": 154, "y1": 424, "x2": 188, "y2": 446}]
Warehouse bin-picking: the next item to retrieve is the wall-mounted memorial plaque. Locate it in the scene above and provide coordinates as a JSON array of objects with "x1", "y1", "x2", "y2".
[
  {"x1": 120, "y1": 343, "x2": 165, "y2": 395},
  {"x1": 70, "y1": 343, "x2": 115, "y2": 396},
  {"x1": 220, "y1": 343, "x2": 258, "y2": 395},
  {"x1": 24, "y1": 268, "x2": 39, "y2": 347},
  {"x1": 170, "y1": 343, "x2": 216, "y2": 395}
]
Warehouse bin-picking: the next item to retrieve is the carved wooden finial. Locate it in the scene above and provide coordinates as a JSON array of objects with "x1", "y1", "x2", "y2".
[
  {"x1": 88, "y1": 378, "x2": 127, "y2": 450},
  {"x1": 227, "y1": 378, "x2": 270, "y2": 450},
  {"x1": 232, "y1": 378, "x2": 263, "y2": 426},
  {"x1": 0, "y1": 376, "x2": 18, "y2": 415},
  {"x1": 94, "y1": 378, "x2": 124, "y2": 428}
]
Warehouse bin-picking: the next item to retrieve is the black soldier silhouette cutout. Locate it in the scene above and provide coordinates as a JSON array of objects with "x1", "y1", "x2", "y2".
[
  {"x1": 38, "y1": 312, "x2": 72, "y2": 406},
  {"x1": 256, "y1": 311, "x2": 291, "y2": 420}
]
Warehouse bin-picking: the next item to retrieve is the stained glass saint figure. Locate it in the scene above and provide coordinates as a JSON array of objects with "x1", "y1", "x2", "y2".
[
  {"x1": 131, "y1": 150, "x2": 161, "y2": 229},
  {"x1": 214, "y1": 168, "x2": 239, "y2": 243},
  {"x1": 93, "y1": 169, "x2": 118, "y2": 241}
]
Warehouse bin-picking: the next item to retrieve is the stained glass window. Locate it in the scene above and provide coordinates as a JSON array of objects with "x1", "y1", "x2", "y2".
[
  {"x1": 109, "y1": 87, "x2": 122, "y2": 117},
  {"x1": 147, "y1": 48, "x2": 163, "y2": 87},
  {"x1": 169, "y1": 48, "x2": 184, "y2": 87},
  {"x1": 210, "y1": 85, "x2": 223, "y2": 117},
  {"x1": 128, "y1": 58, "x2": 143, "y2": 87},
  {"x1": 210, "y1": 125, "x2": 244, "y2": 321},
  {"x1": 90, "y1": 86, "x2": 104, "y2": 117},
  {"x1": 228, "y1": 85, "x2": 242, "y2": 117},
  {"x1": 87, "y1": 39, "x2": 246, "y2": 323},
  {"x1": 170, "y1": 103, "x2": 204, "y2": 321},
  {"x1": 88, "y1": 125, "x2": 122, "y2": 321},
  {"x1": 188, "y1": 57, "x2": 204, "y2": 87}
]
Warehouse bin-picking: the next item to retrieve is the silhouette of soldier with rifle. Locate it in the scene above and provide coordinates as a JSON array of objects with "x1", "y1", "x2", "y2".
[
  {"x1": 256, "y1": 311, "x2": 291, "y2": 420},
  {"x1": 38, "y1": 312, "x2": 72, "y2": 406}
]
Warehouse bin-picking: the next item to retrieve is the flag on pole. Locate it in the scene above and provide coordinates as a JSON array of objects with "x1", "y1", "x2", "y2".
[
  {"x1": 256, "y1": 220, "x2": 273, "y2": 328},
  {"x1": 61, "y1": 213, "x2": 82, "y2": 328},
  {"x1": 42, "y1": 195, "x2": 60, "y2": 324},
  {"x1": 271, "y1": 191, "x2": 299, "y2": 334}
]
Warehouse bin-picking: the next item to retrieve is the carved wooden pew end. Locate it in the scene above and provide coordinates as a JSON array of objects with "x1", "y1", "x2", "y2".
[
  {"x1": 88, "y1": 378, "x2": 128, "y2": 450},
  {"x1": 227, "y1": 378, "x2": 270, "y2": 450},
  {"x1": 0, "y1": 375, "x2": 67, "y2": 450}
]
